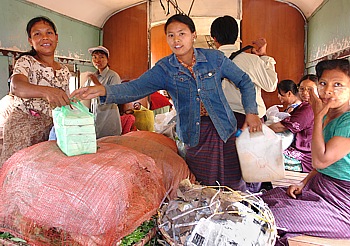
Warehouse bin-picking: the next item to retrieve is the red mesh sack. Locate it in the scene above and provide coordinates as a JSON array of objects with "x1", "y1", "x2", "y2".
[
  {"x1": 98, "y1": 134, "x2": 195, "y2": 198},
  {"x1": 124, "y1": 131, "x2": 178, "y2": 153},
  {"x1": 0, "y1": 141, "x2": 165, "y2": 245}
]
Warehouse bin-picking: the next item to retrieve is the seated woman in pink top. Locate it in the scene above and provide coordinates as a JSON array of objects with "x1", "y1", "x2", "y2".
[{"x1": 269, "y1": 79, "x2": 314, "y2": 172}]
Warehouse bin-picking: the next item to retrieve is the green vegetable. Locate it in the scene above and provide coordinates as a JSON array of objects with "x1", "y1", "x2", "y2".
[
  {"x1": 10, "y1": 237, "x2": 27, "y2": 242},
  {"x1": 1, "y1": 218, "x2": 156, "y2": 246},
  {"x1": 0, "y1": 232, "x2": 12, "y2": 239},
  {"x1": 0, "y1": 232, "x2": 27, "y2": 244},
  {"x1": 120, "y1": 218, "x2": 156, "y2": 246}
]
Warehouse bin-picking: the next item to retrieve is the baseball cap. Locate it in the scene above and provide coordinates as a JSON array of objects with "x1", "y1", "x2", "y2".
[{"x1": 88, "y1": 46, "x2": 110, "y2": 58}]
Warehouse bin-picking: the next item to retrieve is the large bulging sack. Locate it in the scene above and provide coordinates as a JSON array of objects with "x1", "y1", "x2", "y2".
[
  {"x1": 98, "y1": 133, "x2": 195, "y2": 198},
  {"x1": 124, "y1": 130, "x2": 178, "y2": 153},
  {"x1": 0, "y1": 141, "x2": 165, "y2": 245}
]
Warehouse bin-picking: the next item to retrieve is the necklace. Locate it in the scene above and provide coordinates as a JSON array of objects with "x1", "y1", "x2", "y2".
[
  {"x1": 177, "y1": 53, "x2": 209, "y2": 116},
  {"x1": 177, "y1": 54, "x2": 196, "y2": 77}
]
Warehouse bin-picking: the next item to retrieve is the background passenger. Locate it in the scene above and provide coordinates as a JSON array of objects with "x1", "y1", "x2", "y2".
[
  {"x1": 210, "y1": 15, "x2": 278, "y2": 128},
  {"x1": 149, "y1": 91, "x2": 172, "y2": 117},
  {"x1": 269, "y1": 79, "x2": 314, "y2": 172},
  {"x1": 85, "y1": 46, "x2": 122, "y2": 139},
  {"x1": 298, "y1": 74, "x2": 318, "y2": 103},
  {"x1": 210, "y1": 15, "x2": 278, "y2": 192}
]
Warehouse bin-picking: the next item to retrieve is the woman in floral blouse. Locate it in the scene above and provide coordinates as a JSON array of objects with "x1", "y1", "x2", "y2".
[{"x1": 0, "y1": 16, "x2": 70, "y2": 166}]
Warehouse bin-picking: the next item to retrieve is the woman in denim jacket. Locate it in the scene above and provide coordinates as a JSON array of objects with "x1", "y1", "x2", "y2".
[{"x1": 71, "y1": 14, "x2": 262, "y2": 192}]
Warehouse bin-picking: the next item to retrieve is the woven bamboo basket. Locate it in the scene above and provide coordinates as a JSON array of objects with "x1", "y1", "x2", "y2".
[{"x1": 157, "y1": 180, "x2": 277, "y2": 246}]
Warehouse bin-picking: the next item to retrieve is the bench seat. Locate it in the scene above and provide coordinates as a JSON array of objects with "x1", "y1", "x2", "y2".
[
  {"x1": 272, "y1": 170, "x2": 307, "y2": 188},
  {"x1": 271, "y1": 171, "x2": 350, "y2": 245},
  {"x1": 288, "y1": 235, "x2": 350, "y2": 246}
]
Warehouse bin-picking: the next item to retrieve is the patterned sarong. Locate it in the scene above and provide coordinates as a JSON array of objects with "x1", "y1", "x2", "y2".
[
  {"x1": 262, "y1": 172, "x2": 350, "y2": 245},
  {"x1": 185, "y1": 116, "x2": 246, "y2": 191},
  {"x1": 0, "y1": 108, "x2": 52, "y2": 167}
]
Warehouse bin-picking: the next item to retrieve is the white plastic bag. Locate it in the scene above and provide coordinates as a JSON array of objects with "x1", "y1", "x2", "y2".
[
  {"x1": 154, "y1": 109, "x2": 176, "y2": 133},
  {"x1": 265, "y1": 105, "x2": 290, "y2": 125},
  {"x1": 265, "y1": 105, "x2": 295, "y2": 150},
  {"x1": 236, "y1": 125, "x2": 285, "y2": 182}
]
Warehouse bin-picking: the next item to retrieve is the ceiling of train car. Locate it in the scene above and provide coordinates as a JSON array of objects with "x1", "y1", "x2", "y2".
[{"x1": 26, "y1": 0, "x2": 324, "y2": 28}]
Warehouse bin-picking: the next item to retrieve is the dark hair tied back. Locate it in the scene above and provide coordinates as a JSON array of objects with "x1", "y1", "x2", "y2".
[{"x1": 277, "y1": 79, "x2": 298, "y2": 95}]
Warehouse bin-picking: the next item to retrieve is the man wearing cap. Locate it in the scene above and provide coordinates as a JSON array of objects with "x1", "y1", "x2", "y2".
[{"x1": 85, "y1": 46, "x2": 122, "y2": 138}]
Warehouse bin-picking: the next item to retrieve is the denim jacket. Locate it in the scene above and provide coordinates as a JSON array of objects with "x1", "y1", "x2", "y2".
[{"x1": 102, "y1": 48, "x2": 257, "y2": 147}]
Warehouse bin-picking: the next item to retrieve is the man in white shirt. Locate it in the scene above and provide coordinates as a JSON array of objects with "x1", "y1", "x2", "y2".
[
  {"x1": 211, "y1": 16, "x2": 278, "y2": 192},
  {"x1": 211, "y1": 15, "x2": 278, "y2": 128}
]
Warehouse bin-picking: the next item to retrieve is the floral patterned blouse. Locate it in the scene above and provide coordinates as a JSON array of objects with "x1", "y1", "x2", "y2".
[{"x1": 12, "y1": 55, "x2": 70, "y2": 117}]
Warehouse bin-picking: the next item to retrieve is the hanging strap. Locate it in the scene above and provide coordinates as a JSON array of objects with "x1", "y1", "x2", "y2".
[{"x1": 229, "y1": 45, "x2": 254, "y2": 60}]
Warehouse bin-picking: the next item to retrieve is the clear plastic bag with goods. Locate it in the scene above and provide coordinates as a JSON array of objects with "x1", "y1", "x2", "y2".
[{"x1": 52, "y1": 101, "x2": 96, "y2": 156}]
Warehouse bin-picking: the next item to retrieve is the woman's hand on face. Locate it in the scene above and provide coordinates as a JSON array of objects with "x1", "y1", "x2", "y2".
[
  {"x1": 308, "y1": 87, "x2": 331, "y2": 119},
  {"x1": 70, "y1": 85, "x2": 106, "y2": 101},
  {"x1": 286, "y1": 183, "x2": 304, "y2": 199},
  {"x1": 242, "y1": 114, "x2": 262, "y2": 133},
  {"x1": 44, "y1": 87, "x2": 71, "y2": 108}
]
